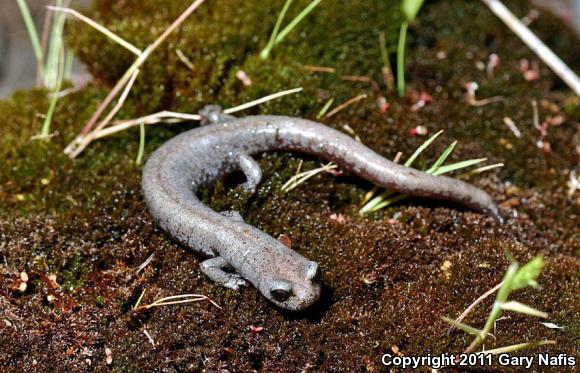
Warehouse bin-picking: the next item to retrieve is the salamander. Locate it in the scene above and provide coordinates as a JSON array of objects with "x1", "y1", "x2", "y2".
[{"x1": 142, "y1": 105, "x2": 502, "y2": 311}]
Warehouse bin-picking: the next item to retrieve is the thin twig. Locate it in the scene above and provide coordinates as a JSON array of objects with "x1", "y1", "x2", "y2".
[
  {"x1": 325, "y1": 94, "x2": 368, "y2": 118},
  {"x1": 64, "y1": 67, "x2": 135, "y2": 154},
  {"x1": 448, "y1": 282, "x2": 504, "y2": 335},
  {"x1": 480, "y1": 0, "x2": 580, "y2": 95},
  {"x1": 68, "y1": 68, "x2": 140, "y2": 157}
]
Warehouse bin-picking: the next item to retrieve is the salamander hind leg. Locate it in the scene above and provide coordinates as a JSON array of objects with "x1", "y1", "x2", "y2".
[
  {"x1": 236, "y1": 153, "x2": 262, "y2": 194},
  {"x1": 200, "y1": 257, "x2": 248, "y2": 290}
]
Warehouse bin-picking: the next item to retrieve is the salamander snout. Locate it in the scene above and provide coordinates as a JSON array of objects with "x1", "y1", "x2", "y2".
[{"x1": 264, "y1": 261, "x2": 322, "y2": 311}]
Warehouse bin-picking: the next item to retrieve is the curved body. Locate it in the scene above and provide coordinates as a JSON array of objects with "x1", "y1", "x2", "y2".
[{"x1": 142, "y1": 108, "x2": 501, "y2": 310}]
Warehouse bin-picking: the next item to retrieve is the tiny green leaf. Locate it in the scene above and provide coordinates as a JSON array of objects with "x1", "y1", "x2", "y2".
[
  {"x1": 512, "y1": 256, "x2": 544, "y2": 290},
  {"x1": 501, "y1": 301, "x2": 548, "y2": 318},
  {"x1": 401, "y1": 0, "x2": 425, "y2": 22}
]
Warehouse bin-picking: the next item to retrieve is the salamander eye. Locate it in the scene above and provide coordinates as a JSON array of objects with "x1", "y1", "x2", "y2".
[
  {"x1": 269, "y1": 280, "x2": 292, "y2": 302},
  {"x1": 270, "y1": 288, "x2": 291, "y2": 302}
]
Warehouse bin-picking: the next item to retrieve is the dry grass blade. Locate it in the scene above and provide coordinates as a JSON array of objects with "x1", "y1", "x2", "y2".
[
  {"x1": 281, "y1": 162, "x2": 338, "y2": 192},
  {"x1": 135, "y1": 293, "x2": 221, "y2": 311},
  {"x1": 224, "y1": 87, "x2": 303, "y2": 114},
  {"x1": 143, "y1": 329, "x2": 156, "y2": 346},
  {"x1": 65, "y1": 0, "x2": 208, "y2": 157},
  {"x1": 47, "y1": 6, "x2": 142, "y2": 56},
  {"x1": 135, "y1": 253, "x2": 155, "y2": 274},
  {"x1": 302, "y1": 64, "x2": 336, "y2": 73},
  {"x1": 325, "y1": 94, "x2": 368, "y2": 118},
  {"x1": 89, "y1": 87, "x2": 303, "y2": 141},
  {"x1": 68, "y1": 68, "x2": 140, "y2": 157}
]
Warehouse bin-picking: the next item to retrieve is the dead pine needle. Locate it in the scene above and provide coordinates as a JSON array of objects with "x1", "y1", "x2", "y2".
[
  {"x1": 176, "y1": 49, "x2": 195, "y2": 70},
  {"x1": 143, "y1": 329, "x2": 156, "y2": 346},
  {"x1": 90, "y1": 87, "x2": 303, "y2": 141},
  {"x1": 301, "y1": 64, "x2": 336, "y2": 73},
  {"x1": 325, "y1": 94, "x2": 368, "y2": 118},
  {"x1": 133, "y1": 288, "x2": 147, "y2": 309},
  {"x1": 134, "y1": 293, "x2": 221, "y2": 311}
]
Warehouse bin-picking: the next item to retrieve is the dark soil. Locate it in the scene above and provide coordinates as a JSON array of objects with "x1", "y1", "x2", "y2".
[{"x1": 1, "y1": 0, "x2": 578, "y2": 371}]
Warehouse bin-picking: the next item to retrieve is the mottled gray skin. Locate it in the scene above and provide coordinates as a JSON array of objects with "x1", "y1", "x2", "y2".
[{"x1": 142, "y1": 106, "x2": 502, "y2": 311}]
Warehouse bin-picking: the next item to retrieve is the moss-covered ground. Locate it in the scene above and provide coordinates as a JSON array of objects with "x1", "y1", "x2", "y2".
[{"x1": 1, "y1": 0, "x2": 578, "y2": 370}]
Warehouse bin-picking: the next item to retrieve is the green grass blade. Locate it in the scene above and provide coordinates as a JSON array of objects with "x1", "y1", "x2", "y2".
[
  {"x1": 426, "y1": 141, "x2": 457, "y2": 173},
  {"x1": 404, "y1": 130, "x2": 443, "y2": 167},
  {"x1": 379, "y1": 31, "x2": 394, "y2": 93},
  {"x1": 457, "y1": 163, "x2": 504, "y2": 179},
  {"x1": 433, "y1": 158, "x2": 487, "y2": 176},
  {"x1": 401, "y1": 0, "x2": 425, "y2": 22},
  {"x1": 365, "y1": 194, "x2": 407, "y2": 213},
  {"x1": 360, "y1": 130, "x2": 443, "y2": 214},
  {"x1": 274, "y1": 0, "x2": 322, "y2": 45},
  {"x1": 442, "y1": 317, "x2": 483, "y2": 337},
  {"x1": 16, "y1": 0, "x2": 43, "y2": 64},
  {"x1": 64, "y1": 49, "x2": 74, "y2": 80},
  {"x1": 41, "y1": 43, "x2": 66, "y2": 137},
  {"x1": 260, "y1": 0, "x2": 293, "y2": 59},
  {"x1": 316, "y1": 98, "x2": 334, "y2": 119},
  {"x1": 135, "y1": 123, "x2": 146, "y2": 165},
  {"x1": 359, "y1": 189, "x2": 396, "y2": 214},
  {"x1": 511, "y1": 256, "x2": 544, "y2": 290},
  {"x1": 501, "y1": 301, "x2": 548, "y2": 318},
  {"x1": 397, "y1": 22, "x2": 408, "y2": 97},
  {"x1": 45, "y1": 0, "x2": 67, "y2": 89}
]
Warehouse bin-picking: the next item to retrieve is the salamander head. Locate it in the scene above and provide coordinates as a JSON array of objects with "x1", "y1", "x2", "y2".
[{"x1": 261, "y1": 261, "x2": 321, "y2": 311}]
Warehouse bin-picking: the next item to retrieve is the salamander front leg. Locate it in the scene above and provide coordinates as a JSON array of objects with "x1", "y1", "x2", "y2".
[
  {"x1": 236, "y1": 153, "x2": 262, "y2": 194},
  {"x1": 200, "y1": 257, "x2": 247, "y2": 290}
]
